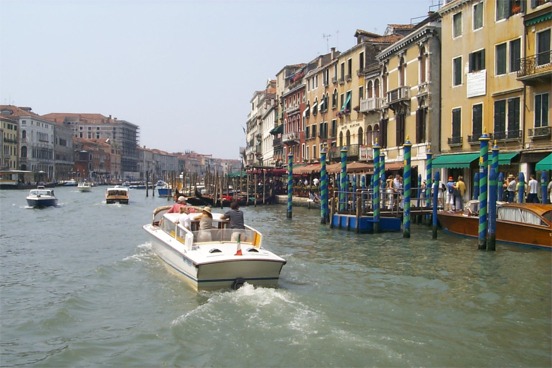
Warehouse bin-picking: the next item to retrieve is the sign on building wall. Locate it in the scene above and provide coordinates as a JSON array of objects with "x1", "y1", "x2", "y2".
[{"x1": 467, "y1": 70, "x2": 486, "y2": 98}]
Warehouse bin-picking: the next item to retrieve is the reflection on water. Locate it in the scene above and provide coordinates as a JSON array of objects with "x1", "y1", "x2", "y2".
[{"x1": 0, "y1": 187, "x2": 550, "y2": 367}]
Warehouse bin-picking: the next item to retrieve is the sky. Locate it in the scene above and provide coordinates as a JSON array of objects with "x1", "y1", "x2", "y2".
[{"x1": 0, "y1": 0, "x2": 439, "y2": 160}]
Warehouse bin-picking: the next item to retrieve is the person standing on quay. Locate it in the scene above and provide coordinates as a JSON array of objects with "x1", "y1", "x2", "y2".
[{"x1": 527, "y1": 174, "x2": 539, "y2": 203}]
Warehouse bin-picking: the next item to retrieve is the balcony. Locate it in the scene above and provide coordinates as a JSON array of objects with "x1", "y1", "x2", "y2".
[
  {"x1": 345, "y1": 74, "x2": 352, "y2": 82},
  {"x1": 494, "y1": 130, "x2": 522, "y2": 142},
  {"x1": 359, "y1": 97, "x2": 384, "y2": 113},
  {"x1": 339, "y1": 77, "x2": 345, "y2": 85},
  {"x1": 529, "y1": 126, "x2": 551, "y2": 140},
  {"x1": 517, "y1": 50, "x2": 552, "y2": 86},
  {"x1": 447, "y1": 136, "x2": 463, "y2": 147},
  {"x1": 283, "y1": 132, "x2": 300, "y2": 144},
  {"x1": 332, "y1": 77, "x2": 338, "y2": 84},
  {"x1": 387, "y1": 86, "x2": 410, "y2": 105},
  {"x1": 468, "y1": 133, "x2": 492, "y2": 145}
]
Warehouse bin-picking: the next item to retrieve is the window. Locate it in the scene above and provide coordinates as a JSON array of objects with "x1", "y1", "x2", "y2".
[
  {"x1": 535, "y1": 93, "x2": 549, "y2": 127},
  {"x1": 347, "y1": 59, "x2": 352, "y2": 79},
  {"x1": 396, "y1": 113, "x2": 405, "y2": 146},
  {"x1": 472, "y1": 104, "x2": 483, "y2": 136},
  {"x1": 453, "y1": 57, "x2": 462, "y2": 86},
  {"x1": 453, "y1": 12, "x2": 462, "y2": 37},
  {"x1": 496, "y1": 0, "x2": 508, "y2": 20},
  {"x1": 473, "y1": 2, "x2": 483, "y2": 29},
  {"x1": 496, "y1": 43, "x2": 507, "y2": 75},
  {"x1": 494, "y1": 98, "x2": 520, "y2": 138},
  {"x1": 510, "y1": 39, "x2": 521, "y2": 72},
  {"x1": 452, "y1": 108, "x2": 461, "y2": 138},
  {"x1": 469, "y1": 49, "x2": 485, "y2": 72},
  {"x1": 537, "y1": 29, "x2": 551, "y2": 66}
]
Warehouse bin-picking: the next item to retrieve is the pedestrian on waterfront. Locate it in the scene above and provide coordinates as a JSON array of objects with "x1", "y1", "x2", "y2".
[
  {"x1": 527, "y1": 174, "x2": 539, "y2": 203},
  {"x1": 194, "y1": 206, "x2": 213, "y2": 242},
  {"x1": 393, "y1": 174, "x2": 402, "y2": 209},
  {"x1": 446, "y1": 176, "x2": 455, "y2": 211},
  {"x1": 506, "y1": 175, "x2": 516, "y2": 203},
  {"x1": 168, "y1": 196, "x2": 187, "y2": 213},
  {"x1": 454, "y1": 175, "x2": 466, "y2": 211},
  {"x1": 386, "y1": 175, "x2": 394, "y2": 209},
  {"x1": 221, "y1": 200, "x2": 245, "y2": 241},
  {"x1": 177, "y1": 206, "x2": 191, "y2": 230},
  {"x1": 548, "y1": 179, "x2": 552, "y2": 203}
]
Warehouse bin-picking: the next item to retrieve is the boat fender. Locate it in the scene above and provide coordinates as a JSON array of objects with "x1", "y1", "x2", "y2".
[{"x1": 232, "y1": 278, "x2": 245, "y2": 290}]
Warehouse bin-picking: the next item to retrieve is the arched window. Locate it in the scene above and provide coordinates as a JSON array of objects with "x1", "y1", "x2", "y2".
[
  {"x1": 399, "y1": 57, "x2": 406, "y2": 87},
  {"x1": 375, "y1": 79, "x2": 380, "y2": 98},
  {"x1": 367, "y1": 126, "x2": 373, "y2": 147},
  {"x1": 21, "y1": 146, "x2": 27, "y2": 158},
  {"x1": 367, "y1": 81, "x2": 373, "y2": 98},
  {"x1": 419, "y1": 46, "x2": 427, "y2": 83},
  {"x1": 358, "y1": 127, "x2": 363, "y2": 145},
  {"x1": 346, "y1": 130, "x2": 351, "y2": 147},
  {"x1": 22, "y1": 130, "x2": 27, "y2": 139},
  {"x1": 339, "y1": 131, "x2": 344, "y2": 147}
]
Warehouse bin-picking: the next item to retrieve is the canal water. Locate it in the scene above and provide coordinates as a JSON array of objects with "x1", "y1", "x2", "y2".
[{"x1": 1, "y1": 186, "x2": 550, "y2": 367}]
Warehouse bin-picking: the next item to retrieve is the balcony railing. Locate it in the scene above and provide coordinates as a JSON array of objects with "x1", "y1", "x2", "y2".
[
  {"x1": 359, "y1": 97, "x2": 385, "y2": 113},
  {"x1": 529, "y1": 126, "x2": 551, "y2": 139},
  {"x1": 282, "y1": 132, "x2": 300, "y2": 143},
  {"x1": 517, "y1": 50, "x2": 552, "y2": 78},
  {"x1": 387, "y1": 86, "x2": 410, "y2": 105},
  {"x1": 447, "y1": 136, "x2": 463, "y2": 147},
  {"x1": 494, "y1": 130, "x2": 522, "y2": 141},
  {"x1": 467, "y1": 132, "x2": 492, "y2": 144}
]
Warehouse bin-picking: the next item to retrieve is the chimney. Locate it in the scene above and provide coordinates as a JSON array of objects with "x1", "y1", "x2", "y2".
[{"x1": 331, "y1": 47, "x2": 336, "y2": 59}]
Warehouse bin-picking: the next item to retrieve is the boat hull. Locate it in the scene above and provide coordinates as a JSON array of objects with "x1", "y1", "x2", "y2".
[
  {"x1": 143, "y1": 224, "x2": 285, "y2": 291},
  {"x1": 157, "y1": 187, "x2": 171, "y2": 197},
  {"x1": 26, "y1": 198, "x2": 57, "y2": 208},
  {"x1": 437, "y1": 211, "x2": 552, "y2": 248}
]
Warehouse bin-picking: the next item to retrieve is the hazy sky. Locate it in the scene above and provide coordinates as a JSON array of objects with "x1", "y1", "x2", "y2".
[{"x1": 1, "y1": 0, "x2": 437, "y2": 160}]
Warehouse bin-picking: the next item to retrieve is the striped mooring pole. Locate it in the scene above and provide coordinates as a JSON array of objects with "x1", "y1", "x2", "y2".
[
  {"x1": 287, "y1": 152, "x2": 293, "y2": 219},
  {"x1": 339, "y1": 146, "x2": 347, "y2": 212},
  {"x1": 487, "y1": 142, "x2": 499, "y2": 251},
  {"x1": 373, "y1": 143, "x2": 381, "y2": 233},
  {"x1": 320, "y1": 147, "x2": 328, "y2": 224},
  {"x1": 403, "y1": 138, "x2": 412, "y2": 238},
  {"x1": 478, "y1": 133, "x2": 490, "y2": 250}
]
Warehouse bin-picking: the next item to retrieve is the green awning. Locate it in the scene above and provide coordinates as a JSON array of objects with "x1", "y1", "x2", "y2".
[
  {"x1": 432, "y1": 153, "x2": 480, "y2": 169},
  {"x1": 498, "y1": 152, "x2": 519, "y2": 165},
  {"x1": 525, "y1": 12, "x2": 552, "y2": 26},
  {"x1": 536, "y1": 153, "x2": 552, "y2": 171},
  {"x1": 270, "y1": 124, "x2": 283, "y2": 135}
]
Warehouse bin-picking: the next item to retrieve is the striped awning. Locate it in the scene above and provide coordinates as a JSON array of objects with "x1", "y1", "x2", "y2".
[{"x1": 536, "y1": 153, "x2": 552, "y2": 171}]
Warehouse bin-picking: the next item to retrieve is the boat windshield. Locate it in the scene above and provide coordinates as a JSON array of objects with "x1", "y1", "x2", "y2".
[
  {"x1": 498, "y1": 207, "x2": 546, "y2": 226},
  {"x1": 542, "y1": 210, "x2": 552, "y2": 223}
]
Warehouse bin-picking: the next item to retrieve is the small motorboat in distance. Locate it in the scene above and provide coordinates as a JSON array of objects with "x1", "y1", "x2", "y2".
[
  {"x1": 143, "y1": 205, "x2": 287, "y2": 291},
  {"x1": 437, "y1": 200, "x2": 552, "y2": 248},
  {"x1": 77, "y1": 181, "x2": 92, "y2": 192},
  {"x1": 105, "y1": 186, "x2": 130, "y2": 204},
  {"x1": 26, "y1": 186, "x2": 58, "y2": 208}
]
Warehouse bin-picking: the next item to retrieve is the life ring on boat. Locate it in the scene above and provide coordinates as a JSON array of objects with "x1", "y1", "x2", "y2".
[{"x1": 232, "y1": 277, "x2": 245, "y2": 290}]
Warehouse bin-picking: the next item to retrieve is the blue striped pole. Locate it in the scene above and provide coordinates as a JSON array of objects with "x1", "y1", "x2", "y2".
[
  {"x1": 320, "y1": 147, "x2": 328, "y2": 224},
  {"x1": 541, "y1": 171, "x2": 549, "y2": 204},
  {"x1": 478, "y1": 133, "x2": 490, "y2": 250},
  {"x1": 517, "y1": 172, "x2": 525, "y2": 204},
  {"x1": 497, "y1": 172, "x2": 504, "y2": 202},
  {"x1": 432, "y1": 171, "x2": 440, "y2": 239},
  {"x1": 287, "y1": 152, "x2": 293, "y2": 219},
  {"x1": 487, "y1": 142, "x2": 499, "y2": 251},
  {"x1": 352, "y1": 174, "x2": 357, "y2": 213},
  {"x1": 417, "y1": 174, "x2": 422, "y2": 208},
  {"x1": 426, "y1": 148, "x2": 432, "y2": 208},
  {"x1": 339, "y1": 146, "x2": 347, "y2": 212},
  {"x1": 361, "y1": 174, "x2": 366, "y2": 213},
  {"x1": 403, "y1": 139, "x2": 412, "y2": 238},
  {"x1": 380, "y1": 152, "x2": 386, "y2": 209},
  {"x1": 373, "y1": 143, "x2": 381, "y2": 233}
]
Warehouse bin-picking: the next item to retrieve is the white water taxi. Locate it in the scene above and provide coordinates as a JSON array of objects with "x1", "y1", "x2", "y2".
[
  {"x1": 143, "y1": 205, "x2": 286, "y2": 291},
  {"x1": 26, "y1": 186, "x2": 58, "y2": 208},
  {"x1": 105, "y1": 186, "x2": 129, "y2": 204},
  {"x1": 77, "y1": 181, "x2": 92, "y2": 192}
]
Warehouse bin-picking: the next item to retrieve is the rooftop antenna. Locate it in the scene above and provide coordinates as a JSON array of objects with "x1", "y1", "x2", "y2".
[{"x1": 322, "y1": 33, "x2": 332, "y2": 52}]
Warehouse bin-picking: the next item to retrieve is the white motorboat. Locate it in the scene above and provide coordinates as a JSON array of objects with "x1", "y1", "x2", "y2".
[
  {"x1": 143, "y1": 205, "x2": 286, "y2": 291},
  {"x1": 26, "y1": 186, "x2": 58, "y2": 208},
  {"x1": 105, "y1": 186, "x2": 129, "y2": 204},
  {"x1": 77, "y1": 181, "x2": 92, "y2": 192}
]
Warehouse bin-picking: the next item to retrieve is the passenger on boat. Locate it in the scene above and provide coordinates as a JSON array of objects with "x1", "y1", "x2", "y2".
[
  {"x1": 221, "y1": 201, "x2": 245, "y2": 241},
  {"x1": 177, "y1": 206, "x2": 191, "y2": 230},
  {"x1": 454, "y1": 176, "x2": 466, "y2": 211},
  {"x1": 168, "y1": 196, "x2": 187, "y2": 213},
  {"x1": 194, "y1": 206, "x2": 213, "y2": 242},
  {"x1": 445, "y1": 176, "x2": 455, "y2": 211}
]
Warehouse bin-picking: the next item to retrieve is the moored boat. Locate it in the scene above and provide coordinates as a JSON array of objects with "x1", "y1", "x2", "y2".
[
  {"x1": 77, "y1": 181, "x2": 92, "y2": 192},
  {"x1": 105, "y1": 186, "x2": 130, "y2": 204},
  {"x1": 156, "y1": 181, "x2": 172, "y2": 198},
  {"x1": 63, "y1": 179, "x2": 78, "y2": 186},
  {"x1": 437, "y1": 201, "x2": 552, "y2": 248},
  {"x1": 142, "y1": 205, "x2": 286, "y2": 291},
  {"x1": 26, "y1": 186, "x2": 58, "y2": 208}
]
